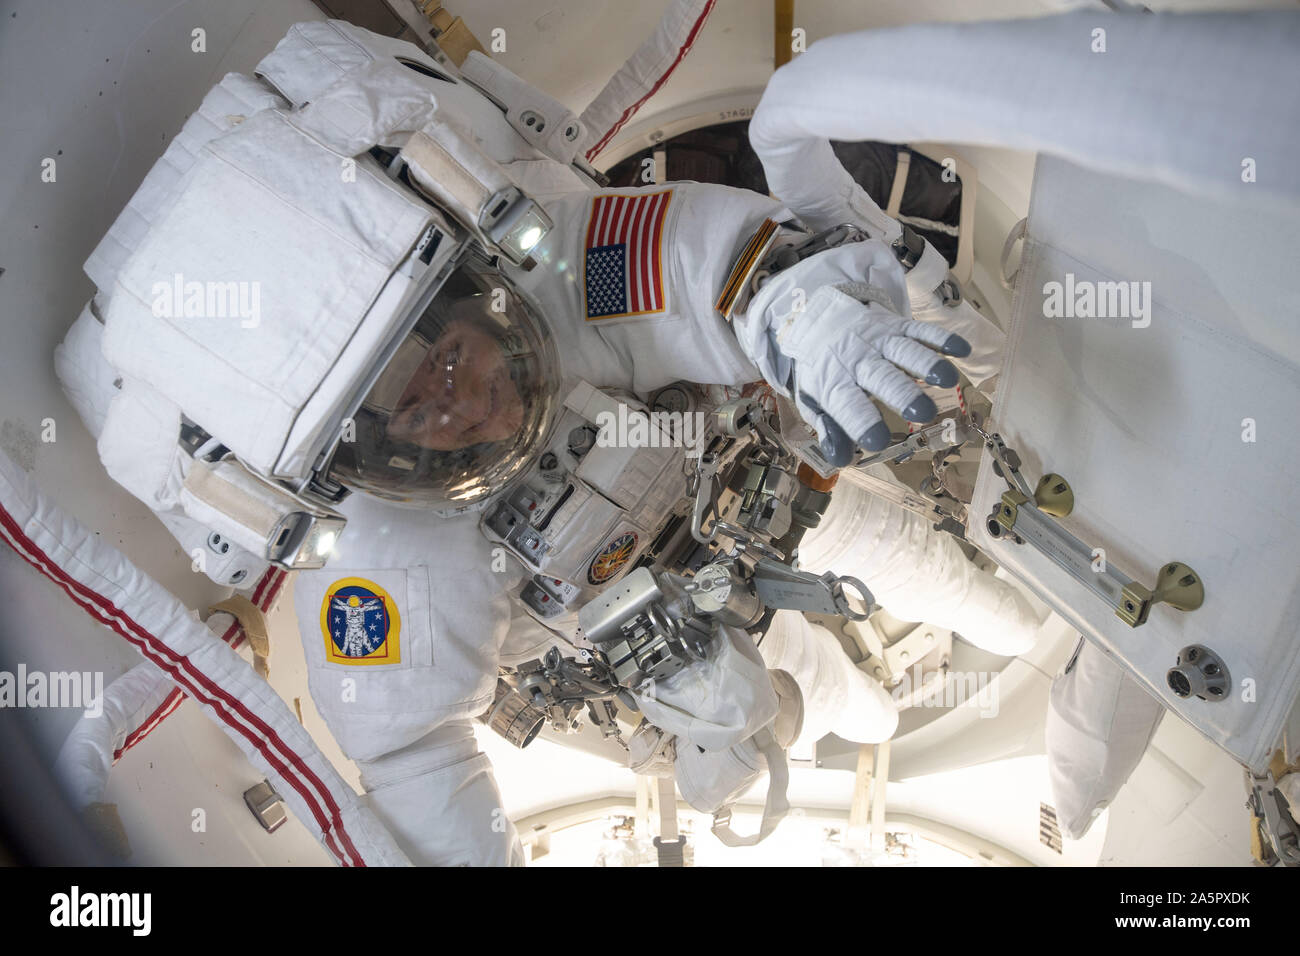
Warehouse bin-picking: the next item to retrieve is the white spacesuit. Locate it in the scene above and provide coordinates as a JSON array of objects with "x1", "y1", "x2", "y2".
[{"x1": 56, "y1": 19, "x2": 1032, "y2": 865}]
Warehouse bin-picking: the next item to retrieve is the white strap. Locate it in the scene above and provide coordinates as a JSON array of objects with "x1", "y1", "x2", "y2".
[
  {"x1": 710, "y1": 729, "x2": 791, "y2": 847},
  {"x1": 653, "y1": 776, "x2": 687, "y2": 866},
  {"x1": 884, "y1": 150, "x2": 911, "y2": 218},
  {"x1": 657, "y1": 776, "x2": 678, "y2": 841},
  {"x1": 999, "y1": 217, "x2": 1028, "y2": 290}
]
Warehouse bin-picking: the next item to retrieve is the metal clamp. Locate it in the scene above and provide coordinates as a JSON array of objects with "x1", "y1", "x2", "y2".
[
  {"x1": 891, "y1": 223, "x2": 927, "y2": 271},
  {"x1": 689, "y1": 452, "x2": 722, "y2": 545},
  {"x1": 763, "y1": 223, "x2": 869, "y2": 281},
  {"x1": 242, "y1": 780, "x2": 287, "y2": 833},
  {"x1": 1248, "y1": 770, "x2": 1300, "y2": 866},
  {"x1": 938, "y1": 274, "x2": 963, "y2": 308},
  {"x1": 852, "y1": 412, "x2": 979, "y2": 470}
]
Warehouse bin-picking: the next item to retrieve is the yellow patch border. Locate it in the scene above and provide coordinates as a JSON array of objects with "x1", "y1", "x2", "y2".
[
  {"x1": 715, "y1": 217, "x2": 779, "y2": 320},
  {"x1": 320, "y1": 576, "x2": 402, "y2": 666}
]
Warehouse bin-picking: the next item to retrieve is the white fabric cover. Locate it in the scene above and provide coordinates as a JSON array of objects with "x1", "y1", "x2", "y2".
[
  {"x1": 749, "y1": 11, "x2": 1300, "y2": 228},
  {"x1": 799, "y1": 479, "x2": 1044, "y2": 656},
  {"x1": 53, "y1": 302, "x2": 120, "y2": 441},
  {"x1": 255, "y1": 18, "x2": 445, "y2": 109},
  {"x1": 0, "y1": 449, "x2": 407, "y2": 867},
  {"x1": 672, "y1": 669, "x2": 801, "y2": 830},
  {"x1": 54, "y1": 658, "x2": 176, "y2": 811},
  {"x1": 286, "y1": 58, "x2": 439, "y2": 154},
  {"x1": 100, "y1": 87, "x2": 434, "y2": 476},
  {"x1": 55, "y1": 300, "x2": 270, "y2": 588},
  {"x1": 759, "y1": 610, "x2": 898, "y2": 747},
  {"x1": 674, "y1": 731, "x2": 764, "y2": 814},
  {"x1": 96, "y1": 378, "x2": 186, "y2": 514},
  {"x1": 1045, "y1": 639, "x2": 1165, "y2": 839},
  {"x1": 258, "y1": 21, "x2": 592, "y2": 196},
  {"x1": 84, "y1": 73, "x2": 289, "y2": 299},
  {"x1": 579, "y1": 0, "x2": 716, "y2": 162},
  {"x1": 969, "y1": 157, "x2": 1300, "y2": 770},
  {"x1": 633, "y1": 624, "x2": 778, "y2": 753},
  {"x1": 627, "y1": 721, "x2": 677, "y2": 777}
]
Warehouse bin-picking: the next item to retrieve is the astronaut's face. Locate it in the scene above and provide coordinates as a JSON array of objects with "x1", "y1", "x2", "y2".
[{"x1": 385, "y1": 318, "x2": 525, "y2": 450}]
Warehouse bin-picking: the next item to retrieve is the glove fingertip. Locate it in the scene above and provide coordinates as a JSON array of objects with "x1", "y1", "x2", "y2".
[
  {"x1": 941, "y1": 333, "x2": 972, "y2": 358},
  {"x1": 925, "y1": 359, "x2": 959, "y2": 388},
  {"x1": 818, "y1": 419, "x2": 856, "y2": 469},
  {"x1": 858, "y1": 421, "x2": 891, "y2": 451},
  {"x1": 902, "y1": 394, "x2": 938, "y2": 423}
]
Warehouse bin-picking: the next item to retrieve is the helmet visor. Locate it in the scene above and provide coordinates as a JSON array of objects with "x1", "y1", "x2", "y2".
[{"x1": 326, "y1": 261, "x2": 558, "y2": 512}]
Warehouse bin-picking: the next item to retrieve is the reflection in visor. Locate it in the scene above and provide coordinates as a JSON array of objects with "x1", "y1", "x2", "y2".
[
  {"x1": 385, "y1": 317, "x2": 526, "y2": 451},
  {"x1": 326, "y1": 262, "x2": 559, "y2": 512}
]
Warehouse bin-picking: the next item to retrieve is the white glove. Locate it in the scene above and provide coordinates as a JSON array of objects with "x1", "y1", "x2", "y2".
[{"x1": 737, "y1": 239, "x2": 970, "y2": 465}]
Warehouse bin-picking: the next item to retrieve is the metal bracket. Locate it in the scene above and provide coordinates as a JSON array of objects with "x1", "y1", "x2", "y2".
[
  {"x1": 981, "y1": 428, "x2": 1203, "y2": 628},
  {"x1": 242, "y1": 780, "x2": 286, "y2": 834}
]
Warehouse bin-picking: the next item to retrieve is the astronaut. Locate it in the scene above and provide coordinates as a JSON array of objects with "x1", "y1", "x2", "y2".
[{"x1": 61, "y1": 19, "x2": 1017, "y2": 865}]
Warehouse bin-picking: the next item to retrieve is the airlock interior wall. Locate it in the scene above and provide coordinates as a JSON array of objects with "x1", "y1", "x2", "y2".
[{"x1": 968, "y1": 153, "x2": 1300, "y2": 771}]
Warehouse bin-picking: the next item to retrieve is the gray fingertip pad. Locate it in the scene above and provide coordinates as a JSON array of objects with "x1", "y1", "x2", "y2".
[
  {"x1": 902, "y1": 393, "x2": 938, "y2": 423},
  {"x1": 819, "y1": 419, "x2": 855, "y2": 469},
  {"x1": 941, "y1": 333, "x2": 972, "y2": 358},
  {"x1": 858, "y1": 421, "x2": 892, "y2": 451},
  {"x1": 925, "y1": 359, "x2": 959, "y2": 388}
]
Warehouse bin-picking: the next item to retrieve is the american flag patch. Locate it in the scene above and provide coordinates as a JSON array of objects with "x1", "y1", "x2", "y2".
[{"x1": 584, "y1": 190, "x2": 672, "y2": 319}]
